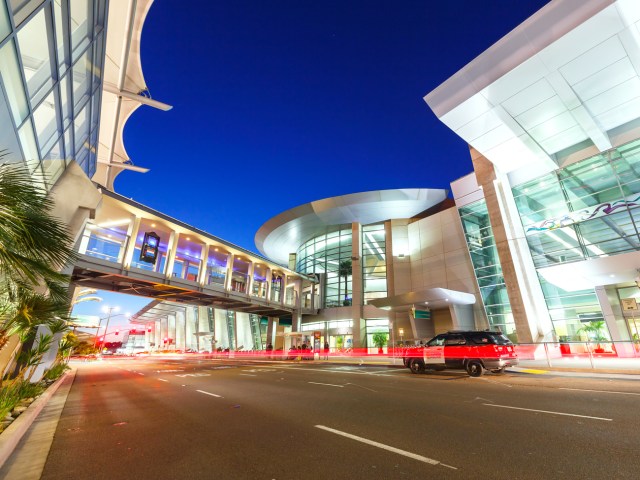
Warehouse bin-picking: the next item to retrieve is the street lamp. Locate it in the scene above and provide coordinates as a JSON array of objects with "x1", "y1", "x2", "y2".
[{"x1": 93, "y1": 306, "x2": 130, "y2": 350}]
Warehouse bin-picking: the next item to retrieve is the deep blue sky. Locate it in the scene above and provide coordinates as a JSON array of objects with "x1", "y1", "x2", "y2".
[{"x1": 117, "y1": 0, "x2": 550, "y2": 254}]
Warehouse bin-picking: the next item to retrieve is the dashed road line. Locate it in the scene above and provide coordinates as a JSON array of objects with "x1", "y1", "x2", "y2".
[
  {"x1": 158, "y1": 379, "x2": 168, "y2": 382},
  {"x1": 315, "y1": 425, "x2": 456, "y2": 469},
  {"x1": 559, "y1": 387, "x2": 640, "y2": 396},
  {"x1": 196, "y1": 390, "x2": 223, "y2": 398},
  {"x1": 238, "y1": 373, "x2": 257, "y2": 377},
  {"x1": 483, "y1": 403, "x2": 612, "y2": 421},
  {"x1": 308, "y1": 382, "x2": 344, "y2": 388}
]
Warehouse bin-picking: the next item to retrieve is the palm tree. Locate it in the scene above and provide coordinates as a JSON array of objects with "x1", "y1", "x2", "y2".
[
  {"x1": 0, "y1": 158, "x2": 76, "y2": 373},
  {"x1": 338, "y1": 259, "x2": 352, "y2": 306}
]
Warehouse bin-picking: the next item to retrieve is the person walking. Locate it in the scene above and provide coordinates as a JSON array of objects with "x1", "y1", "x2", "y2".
[{"x1": 323, "y1": 341, "x2": 330, "y2": 360}]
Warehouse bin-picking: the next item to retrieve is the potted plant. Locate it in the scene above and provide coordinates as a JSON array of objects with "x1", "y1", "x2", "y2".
[
  {"x1": 372, "y1": 332, "x2": 388, "y2": 354},
  {"x1": 577, "y1": 320, "x2": 608, "y2": 353}
]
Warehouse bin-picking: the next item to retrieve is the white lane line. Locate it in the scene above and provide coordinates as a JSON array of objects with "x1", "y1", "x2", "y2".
[
  {"x1": 559, "y1": 387, "x2": 640, "y2": 396},
  {"x1": 238, "y1": 373, "x2": 257, "y2": 377},
  {"x1": 483, "y1": 403, "x2": 612, "y2": 421},
  {"x1": 137, "y1": 372, "x2": 144, "y2": 376},
  {"x1": 308, "y1": 382, "x2": 344, "y2": 388},
  {"x1": 158, "y1": 379, "x2": 168, "y2": 382},
  {"x1": 196, "y1": 390, "x2": 223, "y2": 398},
  {"x1": 315, "y1": 425, "x2": 456, "y2": 469}
]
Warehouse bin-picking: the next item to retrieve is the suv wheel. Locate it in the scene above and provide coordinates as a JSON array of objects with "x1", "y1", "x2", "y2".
[
  {"x1": 466, "y1": 360, "x2": 483, "y2": 377},
  {"x1": 409, "y1": 359, "x2": 425, "y2": 374}
]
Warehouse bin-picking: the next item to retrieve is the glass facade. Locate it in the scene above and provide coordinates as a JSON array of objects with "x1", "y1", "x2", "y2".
[
  {"x1": 508, "y1": 141, "x2": 640, "y2": 340},
  {"x1": 362, "y1": 224, "x2": 387, "y2": 304},
  {"x1": 512, "y1": 139, "x2": 640, "y2": 269},
  {"x1": 458, "y1": 199, "x2": 517, "y2": 339},
  {"x1": 296, "y1": 227, "x2": 353, "y2": 308},
  {"x1": 0, "y1": 0, "x2": 106, "y2": 189}
]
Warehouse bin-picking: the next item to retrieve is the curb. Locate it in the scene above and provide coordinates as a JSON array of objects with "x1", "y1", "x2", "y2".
[{"x1": 0, "y1": 368, "x2": 76, "y2": 469}]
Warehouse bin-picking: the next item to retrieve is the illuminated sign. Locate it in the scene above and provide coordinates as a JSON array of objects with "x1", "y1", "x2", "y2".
[{"x1": 140, "y1": 231, "x2": 160, "y2": 264}]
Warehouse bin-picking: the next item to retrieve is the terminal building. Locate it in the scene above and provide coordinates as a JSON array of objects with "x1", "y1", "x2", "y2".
[{"x1": 2, "y1": 0, "x2": 640, "y2": 356}]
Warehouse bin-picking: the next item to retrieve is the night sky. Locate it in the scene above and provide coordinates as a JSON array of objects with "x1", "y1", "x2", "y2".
[{"x1": 117, "y1": 0, "x2": 550, "y2": 255}]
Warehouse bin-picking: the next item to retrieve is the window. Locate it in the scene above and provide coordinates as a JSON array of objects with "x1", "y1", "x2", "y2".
[
  {"x1": 0, "y1": 40, "x2": 29, "y2": 125},
  {"x1": 17, "y1": 7, "x2": 55, "y2": 106}
]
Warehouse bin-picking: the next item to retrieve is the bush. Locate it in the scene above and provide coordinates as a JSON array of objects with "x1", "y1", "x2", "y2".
[{"x1": 44, "y1": 363, "x2": 69, "y2": 381}]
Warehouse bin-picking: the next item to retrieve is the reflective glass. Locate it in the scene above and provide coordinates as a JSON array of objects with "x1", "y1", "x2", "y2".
[
  {"x1": 63, "y1": 125, "x2": 71, "y2": 164},
  {"x1": 91, "y1": 31, "x2": 103, "y2": 90},
  {"x1": 17, "y1": 8, "x2": 54, "y2": 106},
  {"x1": 59, "y1": 72, "x2": 71, "y2": 127},
  {"x1": 73, "y1": 101, "x2": 88, "y2": 153},
  {"x1": 69, "y1": 0, "x2": 90, "y2": 61},
  {"x1": 0, "y1": 0, "x2": 10, "y2": 42},
  {"x1": 72, "y1": 49, "x2": 90, "y2": 111},
  {"x1": 17, "y1": 118, "x2": 39, "y2": 169},
  {"x1": 32, "y1": 90, "x2": 59, "y2": 155},
  {"x1": 9, "y1": 0, "x2": 44, "y2": 26},
  {"x1": 0, "y1": 84, "x2": 23, "y2": 163},
  {"x1": 42, "y1": 137, "x2": 64, "y2": 187},
  {"x1": 53, "y1": 0, "x2": 67, "y2": 71},
  {"x1": 0, "y1": 40, "x2": 29, "y2": 125}
]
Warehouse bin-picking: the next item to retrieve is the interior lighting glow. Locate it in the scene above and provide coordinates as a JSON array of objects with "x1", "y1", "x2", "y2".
[
  {"x1": 98, "y1": 218, "x2": 131, "y2": 228},
  {"x1": 151, "y1": 223, "x2": 156, "y2": 227}
]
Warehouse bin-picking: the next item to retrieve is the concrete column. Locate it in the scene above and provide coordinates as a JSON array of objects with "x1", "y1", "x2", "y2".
[
  {"x1": 175, "y1": 310, "x2": 185, "y2": 350},
  {"x1": 384, "y1": 220, "x2": 395, "y2": 297},
  {"x1": 471, "y1": 149, "x2": 554, "y2": 343},
  {"x1": 351, "y1": 222, "x2": 364, "y2": 348},
  {"x1": 247, "y1": 261, "x2": 255, "y2": 296},
  {"x1": 197, "y1": 244, "x2": 210, "y2": 285},
  {"x1": 121, "y1": 214, "x2": 141, "y2": 268},
  {"x1": 168, "y1": 314, "x2": 176, "y2": 350},
  {"x1": 164, "y1": 231, "x2": 177, "y2": 278},
  {"x1": 224, "y1": 253, "x2": 235, "y2": 291},
  {"x1": 595, "y1": 285, "x2": 635, "y2": 357},
  {"x1": 266, "y1": 268, "x2": 273, "y2": 301}
]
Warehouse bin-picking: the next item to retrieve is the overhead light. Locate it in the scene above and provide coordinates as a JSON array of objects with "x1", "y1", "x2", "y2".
[
  {"x1": 425, "y1": 302, "x2": 429, "y2": 305},
  {"x1": 151, "y1": 223, "x2": 156, "y2": 227},
  {"x1": 186, "y1": 237, "x2": 191, "y2": 241}
]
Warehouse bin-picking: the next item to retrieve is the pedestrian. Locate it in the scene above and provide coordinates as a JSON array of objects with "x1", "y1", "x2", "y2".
[{"x1": 324, "y1": 341, "x2": 330, "y2": 360}]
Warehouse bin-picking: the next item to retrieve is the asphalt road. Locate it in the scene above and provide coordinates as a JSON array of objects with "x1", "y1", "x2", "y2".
[{"x1": 37, "y1": 357, "x2": 640, "y2": 479}]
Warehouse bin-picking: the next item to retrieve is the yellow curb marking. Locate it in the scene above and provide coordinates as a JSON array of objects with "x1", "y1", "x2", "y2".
[{"x1": 520, "y1": 368, "x2": 548, "y2": 374}]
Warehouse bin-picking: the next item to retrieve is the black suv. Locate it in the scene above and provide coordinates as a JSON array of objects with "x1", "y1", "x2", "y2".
[{"x1": 402, "y1": 330, "x2": 518, "y2": 377}]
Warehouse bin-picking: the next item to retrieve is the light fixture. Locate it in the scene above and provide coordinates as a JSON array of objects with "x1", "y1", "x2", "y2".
[
  {"x1": 151, "y1": 223, "x2": 156, "y2": 227},
  {"x1": 425, "y1": 302, "x2": 429, "y2": 305}
]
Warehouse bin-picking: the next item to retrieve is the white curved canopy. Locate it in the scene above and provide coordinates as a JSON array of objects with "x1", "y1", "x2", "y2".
[{"x1": 256, "y1": 189, "x2": 448, "y2": 265}]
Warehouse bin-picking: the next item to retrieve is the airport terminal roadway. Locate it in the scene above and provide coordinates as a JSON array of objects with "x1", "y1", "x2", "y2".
[{"x1": 39, "y1": 357, "x2": 640, "y2": 479}]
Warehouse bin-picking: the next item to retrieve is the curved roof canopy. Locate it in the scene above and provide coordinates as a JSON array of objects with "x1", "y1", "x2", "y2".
[
  {"x1": 94, "y1": 0, "x2": 172, "y2": 190},
  {"x1": 255, "y1": 189, "x2": 447, "y2": 265},
  {"x1": 425, "y1": 0, "x2": 640, "y2": 179}
]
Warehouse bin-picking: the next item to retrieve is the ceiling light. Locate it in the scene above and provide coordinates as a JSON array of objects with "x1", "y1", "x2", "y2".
[{"x1": 151, "y1": 223, "x2": 156, "y2": 227}]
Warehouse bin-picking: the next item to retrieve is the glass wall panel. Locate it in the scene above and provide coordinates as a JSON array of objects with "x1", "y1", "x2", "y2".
[
  {"x1": 0, "y1": 83, "x2": 23, "y2": 164},
  {"x1": 73, "y1": 100, "x2": 88, "y2": 153},
  {"x1": 459, "y1": 199, "x2": 516, "y2": 338},
  {"x1": 59, "y1": 72, "x2": 71, "y2": 127},
  {"x1": 0, "y1": 39, "x2": 29, "y2": 124},
  {"x1": 18, "y1": 118, "x2": 38, "y2": 168},
  {"x1": 362, "y1": 224, "x2": 387, "y2": 304},
  {"x1": 69, "y1": 0, "x2": 90, "y2": 61},
  {"x1": 296, "y1": 227, "x2": 353, "y2": 308},
  {"x1": 17, "y1": 7, "x2": 54, "y2": 106},
  {"x1": 0, "y1": 0, "x2": 10, "y2": 42},
  {"x1": 42, "y1": 137, "x2": 64, "y2": 187},
  {"x1": 9, "y1": 0, "x2": 44, "y2": 26},
  {"x1": 72, "y1": 48, "x2": 90, "y2": 111},
  {"x1": 53, "y1": 0, "x2": 68, "y2": 71},
  {"x1": 32, "y1": 89, "x2": 59, "y2": 155}
]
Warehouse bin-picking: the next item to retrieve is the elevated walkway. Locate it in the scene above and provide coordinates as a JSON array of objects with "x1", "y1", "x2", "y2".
[{"x1": 70, "y1": 188, "x2": 319, "y2": 318}]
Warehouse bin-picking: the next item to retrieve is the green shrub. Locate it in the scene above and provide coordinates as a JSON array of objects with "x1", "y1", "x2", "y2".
[{"x1": 44, "y1": 363, "x2": 69, "y2": 381}]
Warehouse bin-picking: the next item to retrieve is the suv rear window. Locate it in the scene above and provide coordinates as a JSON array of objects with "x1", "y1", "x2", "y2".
[{"x1": 468, "y1": 332, "x2": 512, "y2": 345}]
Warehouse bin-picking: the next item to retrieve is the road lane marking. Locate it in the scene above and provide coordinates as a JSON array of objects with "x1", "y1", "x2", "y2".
[
  {"x1": 238, "y1": 373, "x2": 257, "y2": 377},
  {"x1": 314, "y1": 425, "x2": 456, "y2": 469},
  {"x1": 158, "y1": 379, "x2": 168, "y2": 382},
  {"x1": 559, "y1": 387, "x2": 640, "y2": 396},
  {"x1": 196, "y1": 390, "x2": 223, "y2": 398},
  {"x1": 137, "y1": 372, "x2": 144, "y2": 376},
  {"x1": 308, "y1": 382, "x2": 344, "y2": 388},
  {"x1": 482, "y1": 403, "x2": 612, "y2": 421}
]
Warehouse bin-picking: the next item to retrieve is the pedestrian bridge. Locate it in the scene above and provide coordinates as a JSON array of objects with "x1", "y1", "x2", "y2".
[{"x1": 70, "y1": 188, "x2": 320, "y2": 319}]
